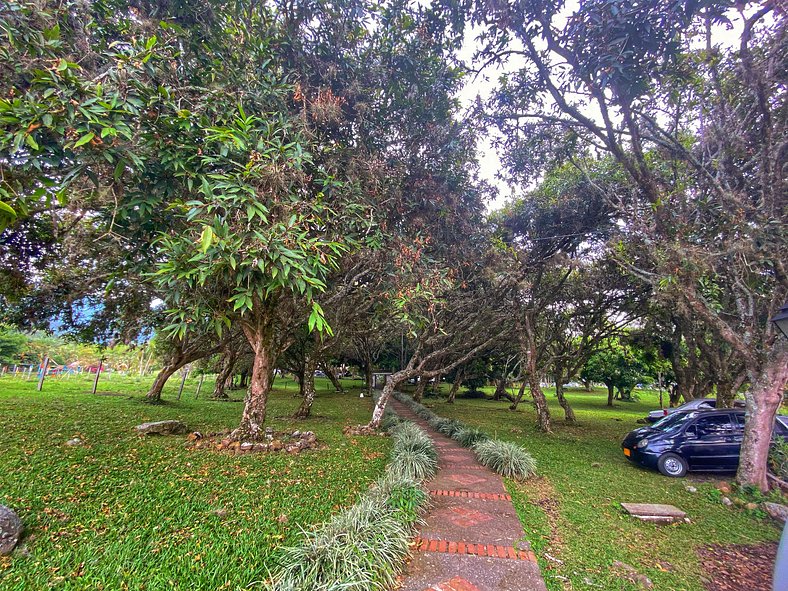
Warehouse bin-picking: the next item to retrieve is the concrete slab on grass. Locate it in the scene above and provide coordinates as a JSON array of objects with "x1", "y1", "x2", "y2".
[{"x1": 621, "y1": 503, "x2": 686, "y2": 524}]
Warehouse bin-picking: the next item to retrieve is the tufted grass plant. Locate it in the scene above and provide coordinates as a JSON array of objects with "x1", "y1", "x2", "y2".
[
  {"x1": 472, "y1": 439, "x2": 537, "y2": 481},
  {"x1": 452, "y1": 427, "x2": 490, "y2": 448},
  {"x1": 267, "y1": 413, "x2": 432, "y2": 591},
  {"x1": 388, "y1": 433, "x2": 438, "y2": 481},
  {"x1": 428, "y1": 416, "x2": 464, "y2": 437},
  {"x1": 269, "y1": 496, "x2": 412, "y2": 591},
  {"x1": 381, "y1": 414, "x2": 404, "y2": 431}
]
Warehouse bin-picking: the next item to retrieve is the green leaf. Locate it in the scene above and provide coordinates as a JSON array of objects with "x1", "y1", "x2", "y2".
[
  {"x1": 199, "y1": 226, "x2": 213, "y2": 253},
  {"x1": 74, "y1": 132, "x2": 95, "y2": 148}
]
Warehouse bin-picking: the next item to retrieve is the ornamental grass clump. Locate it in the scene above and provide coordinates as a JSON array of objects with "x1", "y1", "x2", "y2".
[
  {"x1": 452, "y1": 427, "x2": 490, "y2": 448},
  {"x1": 270, "y1": 495, "x2": 412, "y2": 590},
  {"x1": 435, "y1": 418, "x2": 464, "y2": 437},
  {"x1": 388, "y1": 422, "x2": 438, "y2": 481},
  {"x1": 472, "y1": 439, "x2": 537, "y2": 481},
  {"x1": 380, "y1": 414, "x2": 403, "y2": 431}
]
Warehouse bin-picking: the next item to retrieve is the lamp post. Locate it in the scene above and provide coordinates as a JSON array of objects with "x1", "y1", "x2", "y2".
[{"x1": 771, "y1": 302, "x2": 788, "y2": 340}]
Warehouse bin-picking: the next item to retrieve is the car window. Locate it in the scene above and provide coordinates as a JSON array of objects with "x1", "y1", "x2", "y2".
[
  {"x1": 694, "y1": 415, "x2": 734, "y2": 436},
  {"x1": 653, "y1": 412, "x2": 696, "y2": 432},
  {"x1": 699, "y1": 401, "x2": 715, "y2": 408}
]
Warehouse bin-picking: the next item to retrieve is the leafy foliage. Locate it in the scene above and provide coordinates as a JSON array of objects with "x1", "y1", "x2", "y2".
[{"x1": 472, "y1": 439, "x2": 537, "y2": 481}]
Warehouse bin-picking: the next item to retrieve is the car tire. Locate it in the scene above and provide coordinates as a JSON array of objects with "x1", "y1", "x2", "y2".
[{"x1": 657, "y1": 453, "x2": 688, "y2": 477}]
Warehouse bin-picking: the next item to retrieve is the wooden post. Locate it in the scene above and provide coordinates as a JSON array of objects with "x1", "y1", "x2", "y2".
[
  {"x1": 195, "y1": 374, "x2": 205, "y2": 399},
  {"x1": 91, "y1": 358, "x2": 104, "y2": 395},
  {"x1": 177, "y1": 366, "x2": 189, "y2": 401},
  {"x1": 37, "y1": 357, "x2": 49, "y2": 391}
]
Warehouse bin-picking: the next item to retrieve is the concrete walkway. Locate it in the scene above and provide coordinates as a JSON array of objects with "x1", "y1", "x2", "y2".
[{"x1": 390, "y1": 399, "x2": 547, "y2": 591}]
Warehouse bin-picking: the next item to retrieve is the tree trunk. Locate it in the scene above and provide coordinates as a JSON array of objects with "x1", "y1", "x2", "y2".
[
  {"x1": 509, "y1": 381, "x2": 527, "y2": 410},
  {"x1": 369, "y1": 374, "x2": 406, "y2": 429},
  {"x1": 364, "y1": 351, "x2": 373, "y2": 397},
  {"x1": 736, "y1": 352, "x2": 788, "y2": 492},
  {"x1": 493, "y1": 378, "x2": 508, "y2": 400},
  {"x1": 293, "y1": 355, "x2": 317, "y2": 418},
  {"x1": 234, "y1": 314, "x2": 276, "y2": 441},
  {"x1": 555, "y1": 380, "x2": 576, "y2": 423},
  {"x1": 606, "y1": 382, "x2": 614, "y2": 407},
  {"x1": 323, "y1": 363, "x2": 344, "y2": 393},
  {"x1": 145, "y1": 362, "x2": 180, "y2": 402},
  {"x1": 212, "y1": 348, "x2": 237, "y2": 400},
  {"x1": 447, "y1": 368, "x2": 464, "y2": 404},
  {"x1": 413, "y1": 376, "x2": 426, "y2": 403},
  {"x1": 530, "y1": 374, "x2": 552, "y2": 432}
]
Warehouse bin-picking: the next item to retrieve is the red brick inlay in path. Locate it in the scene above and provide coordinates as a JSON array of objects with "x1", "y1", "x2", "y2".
[
  {"x1": 448, "y1": 473, "x2": 487, "y2": 486},
  {"x1": 430, "y1": 490, "x2": 512, "y2": 501},
  {"x1": 447, "y1": 506, "x2": 494, "y2": 527},
  {"x1": 423, "y1": 576, "x2": 481, "y2": 591},
  {"x1": 413, "y1": 537, "x2": 537, "y2": 562}
]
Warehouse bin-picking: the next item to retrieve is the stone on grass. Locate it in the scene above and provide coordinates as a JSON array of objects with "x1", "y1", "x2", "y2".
[
  {"x1": 65, "y1": 438, "x2": 83, "y2": 446},
  {"x1": 0, "y1": 505, "x2": 22, "y2": 556},
  {"x1": 763, "y1": 502, "x2": 788, "y2": 523},
  {"x1": 721, "y1": 497, "x2": 733, "y2": 507},
  {"x1": 716, "y1": 482, "x2": 732, "y2": 494},
  {"x1": 684, "y1": 486, "x2": 697, "y2": 493},
  {"x1": 611, "y1": 561, "x2": 654, "y2": 589},
  {"x1": 134, "y1": 420, "x2": 187, "y2": 435},
  {"x1": 621, "y1": 503, "x2": 686, "y2": 524}
]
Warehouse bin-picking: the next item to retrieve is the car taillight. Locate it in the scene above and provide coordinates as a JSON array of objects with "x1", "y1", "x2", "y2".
[{"x1": 664, "y1": 410, "x2": 668, "y2": 415}]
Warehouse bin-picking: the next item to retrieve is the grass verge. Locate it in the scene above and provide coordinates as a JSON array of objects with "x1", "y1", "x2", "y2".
[
  {"x1": 423, "y1": 385, "x2": 782, "y2": 591},
  {"x1": 0, "y1": 374, "x2": 389, "y2": 590}
]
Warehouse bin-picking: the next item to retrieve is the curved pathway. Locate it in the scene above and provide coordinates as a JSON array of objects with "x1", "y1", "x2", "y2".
[{"x1": 389, "y1": 398, "x2": 547, "y2": 591}]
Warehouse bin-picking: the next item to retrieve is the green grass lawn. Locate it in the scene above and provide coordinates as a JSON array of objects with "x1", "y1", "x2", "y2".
[
  {"x1": 0, "y1": 373, "x2": 388, "y2": 590},
  {"x1": 415, "y1": 385, "x2": 783, "y2": 591}
]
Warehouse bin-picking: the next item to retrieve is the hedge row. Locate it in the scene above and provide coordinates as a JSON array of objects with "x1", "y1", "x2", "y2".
[
  {"x1": 392, "y1": 391, "x2": 537, "y2": 481},
  {"x1": 264, "y1": 398, "x2": 433, "y2": 591}
]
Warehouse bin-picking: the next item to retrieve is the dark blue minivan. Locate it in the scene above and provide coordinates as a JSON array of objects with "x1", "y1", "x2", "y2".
[{"x1": 622, "y1": 409, "x2": 788, "y2": 477}]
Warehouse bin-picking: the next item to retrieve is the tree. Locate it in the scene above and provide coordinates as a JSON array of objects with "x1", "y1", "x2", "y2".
[
  {"x1": 0, "y1": 325, "x2": 25, "y2": 365},
  {"x1": 466, "y1": 0, "x2": 788, "y2": 490},
  {"x1": 581, "y1": 339, "x2": 649, "y2": 406}
]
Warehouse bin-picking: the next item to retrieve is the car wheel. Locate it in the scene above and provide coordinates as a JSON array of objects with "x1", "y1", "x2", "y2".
[{"x1": 657, "y1": 453, "x2": 688, "y2": 477}]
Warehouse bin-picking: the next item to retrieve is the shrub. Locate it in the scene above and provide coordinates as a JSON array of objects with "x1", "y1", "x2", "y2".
[
  {"x1": 382, "y1": 478, "x2": 428, "y2": 525},
  {"x1": 453, "y1": 427, "x2": 490, "y2": 448},
  {"x1": 472, "y1": 439, "x2": 537, "y2": 481}
]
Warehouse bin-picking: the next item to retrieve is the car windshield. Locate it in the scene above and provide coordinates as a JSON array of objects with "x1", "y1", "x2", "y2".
[{"x1": 652, "y1": 411, "x2": 697, "y2": 432}]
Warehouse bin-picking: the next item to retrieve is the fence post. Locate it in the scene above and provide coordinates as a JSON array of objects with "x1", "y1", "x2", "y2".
[
  {"x1": 177, "y1": 365, "x2": 190, "y2": 401},
  {"x1": 37, "y1": 357, "x2": 49, "y2": 391},
  {"x1": 91, "y1": 358, "x2": 105, "y2": 395},
  {"x1": 195, "y1": 374, "x2": 205, "y2": 399}
]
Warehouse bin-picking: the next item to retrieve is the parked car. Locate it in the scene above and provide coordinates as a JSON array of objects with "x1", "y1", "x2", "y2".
[
  {"x1": 622, "y1": 409, "x2": 788, "y2": 477},
  {"x1": 644, "y1": 397, "x2": 745, "y2": 423}
]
